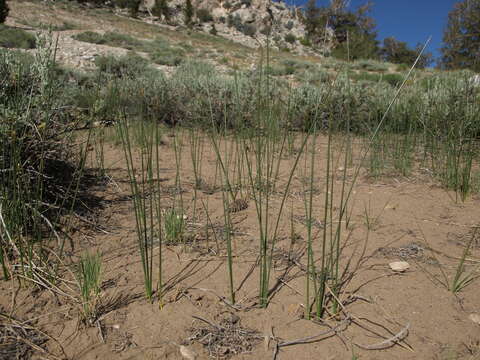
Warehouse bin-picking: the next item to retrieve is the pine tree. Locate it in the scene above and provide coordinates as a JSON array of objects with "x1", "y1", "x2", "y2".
[
  {"x1": 304, "y1": 0, "x2": 319, "y2": 39},
  {"x1": 381, "y1": 37, "x2": 433, "y2": 69},
  {"x1": 0, "y1": 0, "x2": 9, "y2": 24},
  {"x1": 184, "y1": 0, "x2": 194, "y2": 28},
  {"x1": 440, "y1": 0, "x2": 480, "y2": 71},
  {"x1": 323, "y1": 1, "x2": 379, "y2": 60}
]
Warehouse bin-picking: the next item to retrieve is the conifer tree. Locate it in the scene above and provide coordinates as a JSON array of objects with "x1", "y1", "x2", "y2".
[
  {"x1": 304, "y1": 0, "x2": 319, "y2": 39},
  {"x1": 440, "y1": 0, "x2": 480, "y2": 71}
]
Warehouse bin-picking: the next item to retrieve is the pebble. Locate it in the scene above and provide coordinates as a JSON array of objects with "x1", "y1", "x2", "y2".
[
  {"x1": 469, "y1": 313, "x2": 480, "y2": 325},
  {"x1": 389, "y1": 261, "x2": 410, "y2": 272},
  {"x1": 179, "y1": 345, "x2": 197, "y2": 360}
]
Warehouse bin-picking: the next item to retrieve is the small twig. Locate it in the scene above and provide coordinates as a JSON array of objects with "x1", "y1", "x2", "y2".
[
  {"x1": 353, "y1": 322, "x2": 410, "y2": 350},
  {"x1": 191, "y1": 315, "x2": 222, "y2": 331}
]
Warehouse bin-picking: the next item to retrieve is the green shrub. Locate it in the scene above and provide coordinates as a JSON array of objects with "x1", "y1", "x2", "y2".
[
  {"x1": 209, "y1": 24, "x2": 218, "y2": 35},
  {"x1": 383, "y1": 73, "x2": 404, "y2": 87},
  {"x1": 0, "y1": 25, "x2": 36, "y2": 49},
  {"x1": 72, "y1": 31, "x2": 106, "y2": 44},
  {"x1": 197, "y1": 8, "x2": 213, "y2": 22},
  {"x1": 242, "y1": 23, "x2": 256, "y2": 37},
  {"x1": 94, "y1": 53, "x2": 152, "y2": 79},
  {"x1": 152, "y1": 0, "x2": 171, "y2": 22},
  {"x1": 352, "y1": 59, "x2": 389, "y2": 72},
  {"x1": 73, "y1": 31, "x2": 143, "y2": 50},
  {"x1": 260, "y1": 25, "x2": 271, "y2": 36},
  {"x1": 299, "y1": 37, "x2": 311, "y2": 47},
  {"x1": 0, "y1": 0, "x2": 9, "y2": 24},
  {"x1": 284, "y1": 33, "x2": 296, "y2": 44}
]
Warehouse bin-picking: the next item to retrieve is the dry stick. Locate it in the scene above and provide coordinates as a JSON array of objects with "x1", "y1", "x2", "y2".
[
  {"x1": 271, "y1": 316, "x2": 351, "y2": 360},
  {"x1": 0, "y1": 312, "x2": 67, "y2": 360},
  {"x1": 326, "y1": 283, "x2": 412, "y2": 352},
  {"x1": 353, "y1": 322, "x2": 410, "y2": 350},
  {"x1": 191, "y1": 315, "x2": 223, "y2": 331}
]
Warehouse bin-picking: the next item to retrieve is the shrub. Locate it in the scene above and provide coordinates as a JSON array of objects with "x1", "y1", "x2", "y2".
[
  {"x1": 383, "y1": 73, "x2": 404, "y2": 87},
  {"x1": 152, "y1": 0, "x2": 171, "y2": 22},
  {"x1": 284, "y1": 20, "x2": 294, "y2": 30},
  {"x1": 72, "y1": 31, "x2": 106, "y2": 44},
  {"x1": 197, "y1": 8, "x2": 213, "y2": 22},
  {"x1": 352, "y1": 59, "x2": 389, "y2": 72},
  {"x1": 94, "y1": 53, "x2": 151, "y2": 79},
  {"x1": 150, "y1": 47, "x2": 185, "y2": 66},
  {"x1": 259, "y1": 25, "x2": 271, "y2": 36},
  {"x1": 0, "y1": 25, "x2": 36, "y2": 49},
  {"x1": 209, "y1": 23, "x2": 218, "y2": 35},
  {"x1": 284, "y1": 33, "x2": 296, "y2": 44},
  {"x1": 0, "y1": 0, "x2": 9, "y2": 23},
  {"x1": 299, "y1": 37, "x2": 311, "y2": 46},
  {"x1": 227, "y1": 14, "x2": 242, "y2": 31},
  {"x1": 184, "y1": 0, "x2": 194, "y2": 27},
  {"x1": 73, "y1": 31, "x2": 143, "y2": 50},
  {"x1": 242, "y1": 23, "x2": 256, "y2": 37}
]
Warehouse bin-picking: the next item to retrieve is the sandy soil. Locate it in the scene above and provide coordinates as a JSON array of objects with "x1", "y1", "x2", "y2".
[{"x1": 1, "y1": 129, "x2": 479, "y2": 360}]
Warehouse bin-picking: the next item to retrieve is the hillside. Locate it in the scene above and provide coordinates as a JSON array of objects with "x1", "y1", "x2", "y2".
[{"x1": 4, "y1": 0, "x2": 412, "y2": 79}]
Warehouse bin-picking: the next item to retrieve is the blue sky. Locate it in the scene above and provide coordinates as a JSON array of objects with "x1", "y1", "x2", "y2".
[{"x1": 283, "y1": 0, "x2": 459, "y2": 60}]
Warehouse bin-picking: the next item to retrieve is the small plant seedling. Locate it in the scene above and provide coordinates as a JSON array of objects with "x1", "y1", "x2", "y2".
[
  {"x1": 164, "y1": 208, "x2": 185, "y2": 244},
  {"x1": 77, "y1": 252, "x2": 102, "y2": 323}
]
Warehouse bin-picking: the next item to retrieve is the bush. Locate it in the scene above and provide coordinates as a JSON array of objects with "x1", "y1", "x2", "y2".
[
  {"x1": 73, "y1": 31, "x2": 143, "y2": 50},
  {"x1": 0, "y1": 25, "x2": 36, "y2": 49},
  {"x1": 209, "y1": 24, "x2": 218, "y2": 35},
  {"x1": 72, "y1": 31, "x2": 105, "y2": 44},
  {"x1": 227, "y1": 14, "x2": 242, "y2": 30},
  {"x1": 352, "y1": 59, "x2": 389, "y2": 72},
  {"x1": 197, "y1": 8, "x2": 213, "y2": 22},
  {"x1": 284, "y1": 33, "x2": 296, "y2": 44},
  {"x1": 284, "y1": 20, "x2": 294, "y2": 30},
  {"x1": 259, "y1": 25, "x2": 271, "y2": 36},
  {"x1": 94, "y1": 53, "x2": 152, "y2": 79},
  {"x1": 0, "y1": 36, "x2": 95, "y2": 261},
  {"x1": 299, "y1": 37, "x2": 311, "y2": 47},
  {"x1": 383, "y1": 73, "x2": 404, "y2": 87},
  {"x1": 0, "y1": 0, "x2": 9, "y2": 23},
  {"x1": 242, "y1": 23, "x2": 256, "y2": 37},
  {"x1": 152, "y1": 0, "x2": 171, "y2": 21}
]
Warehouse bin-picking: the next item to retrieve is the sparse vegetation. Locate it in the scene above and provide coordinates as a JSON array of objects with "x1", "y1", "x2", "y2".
[
  {"x1": 0, "y1": 25, "x2": 36, "y2": 49},
  {"x1": 1, "y1": 2, "x2": 480, "y2": 360},
  {"x1": 0, "y1": 0, "x2": 9, "y2": 24},
  {"x1": 197, "y1": 8, "x2": 213, "y2": 23},
  {"x1": 184, "y1": 0, "x2": 194, "y2": 28},
  {"x1": 152, "y1": 0, "x2": 171, "y2": 22},
  {"x1": 284, "y1": 33, "x2": 296, "y2": 44}
]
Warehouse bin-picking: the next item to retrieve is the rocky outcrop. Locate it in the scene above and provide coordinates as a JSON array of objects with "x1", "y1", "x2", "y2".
[{"x1": 142, "y1": 0, "x2": 324, "y2": 54}]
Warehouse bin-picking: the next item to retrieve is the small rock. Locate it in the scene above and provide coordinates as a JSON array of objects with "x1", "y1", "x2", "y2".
[
  {"x1": 179, "y1": 345, "x2": 197, "y2": 360},
  {"x1": 389, "y1": 261, "x2": 410, "y2": 272},
  {"x1": 469, "y1": 313, "x2": 480, "y2": 325}
]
